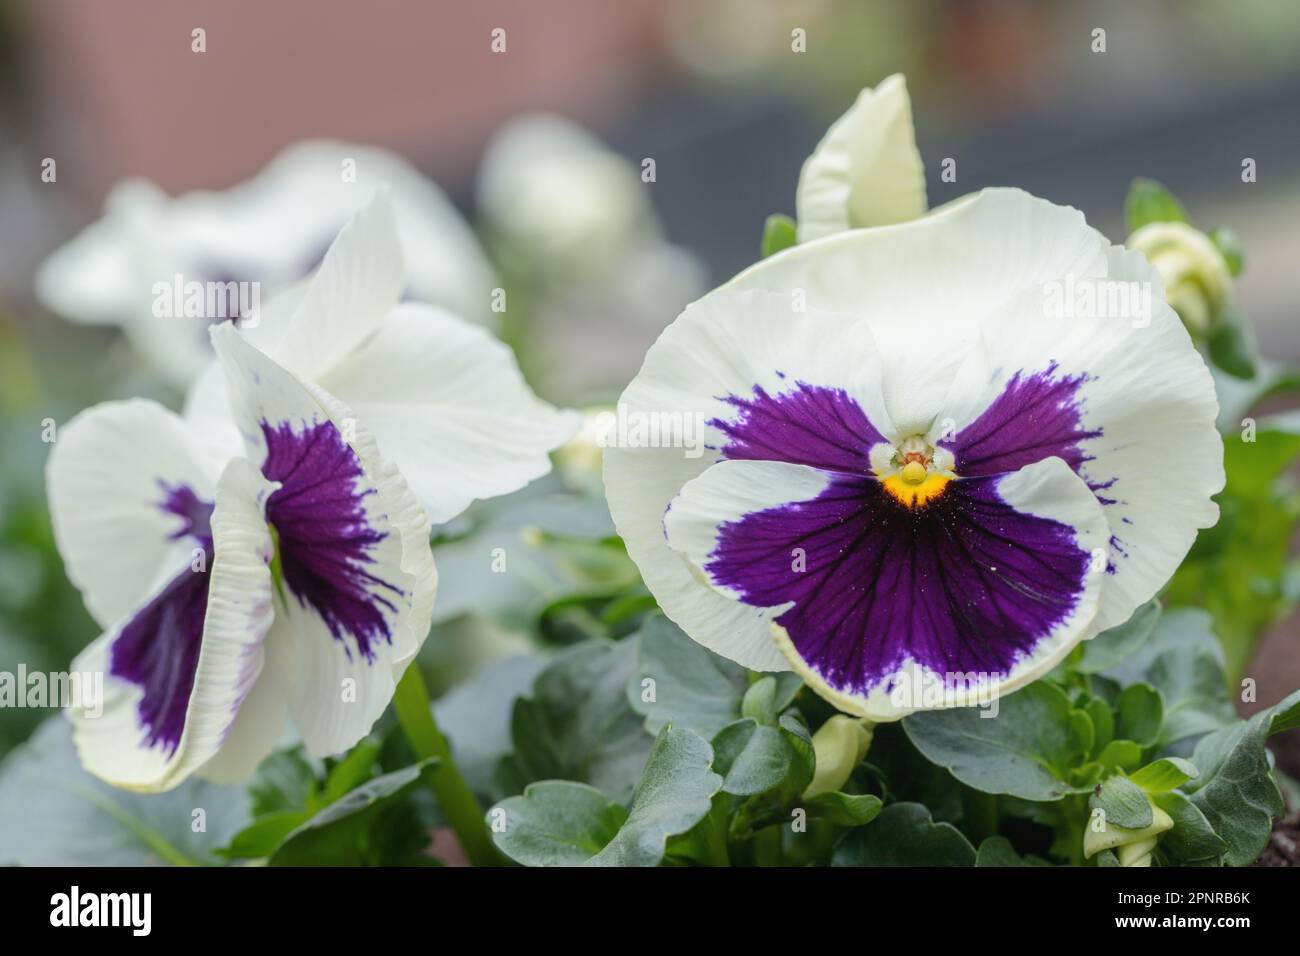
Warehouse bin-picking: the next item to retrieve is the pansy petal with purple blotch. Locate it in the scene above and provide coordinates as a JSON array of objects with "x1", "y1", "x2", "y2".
[
  {"x1": 68, "y1": 457, "x2": 276, "y2": 792},
  {"x1": 46, "y1": 399, "x2": 221, "y2": 629},
  {"x1": 211, "y1": 323, "x2": 436, "y2": 756},
  {"x1": 665, "y1": 457, "x2": 1109, "y2": 719}
]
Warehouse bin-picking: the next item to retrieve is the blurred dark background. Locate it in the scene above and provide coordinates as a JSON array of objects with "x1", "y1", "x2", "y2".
[{"x1": 1, "y1": 0, "x2": 1298, "y2": 756}]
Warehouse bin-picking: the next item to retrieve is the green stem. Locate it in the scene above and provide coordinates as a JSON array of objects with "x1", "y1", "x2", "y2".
[{"x1": 393, "y1": 664, "x2": 501, "y2": 867}]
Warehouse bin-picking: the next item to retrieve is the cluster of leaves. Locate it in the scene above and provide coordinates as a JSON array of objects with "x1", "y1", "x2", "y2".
[{"x1": 480, "y1": 605, "x2": 1297, "y2": 867}]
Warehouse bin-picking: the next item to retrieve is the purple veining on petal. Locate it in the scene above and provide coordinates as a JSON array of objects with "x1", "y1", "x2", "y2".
[
  {"x1": 948, "y1": 364, "x2": 1103, "y2": 481},
  {"x1": 705, "y1": 473, "x2": 1091, "y2": 695},
  {"x1": 260, "y1": 419, "x2": 401, "y2": 662},
  {"x1": 710, "y1": 381, "x2": 887, "y2": 474},
  {"x1": 108, "y1": 482, "x2": 216, "y2": 755},
  {"x1": 158, "y1": 481, "x2": 215, "y2": 547}
]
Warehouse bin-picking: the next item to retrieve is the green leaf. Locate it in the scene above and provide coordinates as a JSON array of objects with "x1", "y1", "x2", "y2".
[
  {"x1": 270, "y1": 760, "x2": 437, "y2": 867},
  {"x1": 1091, "y1": 775, "x2": 1153, "y2": 830},
  {"x1": 323, "y1": 740, "x2": 381, "y2": 803},
  {"x1": 904, "y1": 682, "x2": 1090, "y2": 800},
  {"x1": 1207, "y1": 300, "x2": 1258, "y2": 380},
  {"x1": 1182, "y1": 690, "x2": 1300, "y2": 866},
  {"x1": 0, "y1": 717, "x2": 251, "y2": 866},
  {"x1": 507, "y1": 638, "x2": 652, "y2": 804},
  {"x1": 435, "y1": 653, "x2": 544, "y2": 801},
  {"x1": 805, "y1": 791, "x2": 883, "y2": 827},
  {"x1": 1125, "y1": 177, "x2": 1189, "y2": 232},
  {"x1": 216, "y1": 810, "x2": 311, "y2": 861},
  {"x1": 1130, "y1": 757, "x2": 1199, "y2": 793},
  {"x1": 588, "y1": 726, "x2": 723, "y2": 867},
  {"x1": 1077, "y1": 601, "x2": 1160, "y2": 674},
  {"x1": 761, "y1": 213, "x2": 798, "y2": 257},
  {"x1": 976, "y1": 835, "x2": 1050, "y2": 867},
  {"x1": 833, "y1": 802, "x2": 975, "y2": 867},
  {"x1": 1084, "y1": 698, "x2": 1115, "y2": 755},
  {"x1": 712, "y1": 719, "x2": 792, "y2": 796},
  {"x1": 1210, "y1": 226, "x2": 1244, "y2": 276},
  {"x1": 1103, "y1": 609, "x2": 1235, "y2": 746},
  {"x1": 489, "y1": 781, "x2": 628, "y2": 866},
  {"x1": 1153, "y1": 791, "x2": 1228, "y2": 865},
  {"x1": 1115, "y1": 684, "x2": 1163, "y2": 748},
  {"x1": 629, "y1": 615, "x2": 749, "y2": 738},
  {"x1": 248, "y1": 748, "x2": 320, "y2": 817},
  {"x1": 1095, "y1": 739, "x2": 1143, "y2": 773}
]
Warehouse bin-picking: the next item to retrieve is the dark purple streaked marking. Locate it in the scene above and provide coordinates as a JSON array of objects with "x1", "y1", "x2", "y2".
[
  {"x1": 260, "y1": 419, "x2": 401, "y2": 662},
  {"x1": 685, "y1": 371, "x2": 1103, "y2": 694},
  {"x1": 109, "y1": 483, "x2": 216, "y2": 755},
  {"x1": 710, "y1": 381, "x2": 887, "y2": 474},
  {"x1": 947, "y1": 364, "x2": 1102, "y2": 481},
  {"x1": 704, "y1": 474, "x2": 1091, "y2": 695}
]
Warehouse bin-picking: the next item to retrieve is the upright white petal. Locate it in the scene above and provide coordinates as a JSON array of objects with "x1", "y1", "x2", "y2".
[{"x1": 795, "y1": 75, "x2": 928, "y2": 241}]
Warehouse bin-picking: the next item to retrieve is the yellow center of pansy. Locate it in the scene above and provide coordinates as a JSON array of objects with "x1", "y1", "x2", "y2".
[{"x1": 877, "y1": 436, "x2": 954, "y2": 508}]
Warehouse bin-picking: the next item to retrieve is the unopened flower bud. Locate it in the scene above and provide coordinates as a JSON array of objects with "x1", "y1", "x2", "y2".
[
  {"x1": 802, "y1": 715, "x2": 874, "y2": 799},
  {"x1": 1128, "y1": 221, "x2": 1232, "y2": 340}
]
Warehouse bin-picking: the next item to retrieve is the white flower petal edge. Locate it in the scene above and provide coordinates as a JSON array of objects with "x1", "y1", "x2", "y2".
[
  {"x1": 795, "y1": 74, "x2": 927, "y2": 242},
  {"x1": 211, "y1": 324, "x2": 437, "y2": 756},
  {"x1": 188, "y1": 195, "x2": 578, "y2": 524},
  {"x1": 67, "y1": 453, "x2": 276, "y2": 792},
  {"x1": 46, "y1": 399, "x2": 221, "y2": 628}
]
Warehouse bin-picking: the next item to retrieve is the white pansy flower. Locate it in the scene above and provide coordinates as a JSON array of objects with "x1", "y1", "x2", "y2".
[
  {"x1": 37, "y1": 141, "x2": 495, "y2": 386},
  {"x1": 47, "y1": 202, "x2": 574, "y2": 792},
  {"x1": 605, "y1": 185, "x2": 1223, "y2": 720},
  {"x1": 795, "y1": 74, "x2": 928, "y2": 241}
]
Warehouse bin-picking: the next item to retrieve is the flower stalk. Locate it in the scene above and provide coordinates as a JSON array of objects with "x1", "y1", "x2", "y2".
[{"x1": 393, "y1": 663, "x2": 501, "y2": 867}]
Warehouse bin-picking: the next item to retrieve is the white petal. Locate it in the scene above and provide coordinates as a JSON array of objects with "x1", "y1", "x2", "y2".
[
  {"x1": 733, "y1": 187, "x2": 1112, "y2": 439},
  {"x1": 796, "y1": 74, "x2": 927, "y2": 241},
  {"x1": 172, "y1": 140, "x2": 495, "y2": 323},
  {"x1": 68, "y1": 456, "x2": 276, "y2": 791},
  {"x1": 211, "y1": 324, "x2": 437, "y2": 756},
  {"x1": 945, "y1": 244, "x2": 1223, "y2": 634},
  {"x1": 604, "y1": 290, "x2": 893, "y2": 671},
  {"x1": 269, "y1": 194, "x2": 405, "y2": 383},
  {"x1": 35, "y1": 180, "x2": 171, "y2": 326},
  {"x1": 321, "y1": 302, "x2": 579, "y2": 523},
  {"x1": 46, "y1": 399, "x2": 220, "y2": 627}
]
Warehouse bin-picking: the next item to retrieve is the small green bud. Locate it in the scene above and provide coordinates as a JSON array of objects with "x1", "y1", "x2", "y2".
[
  {"x1": 1084, "y1": 789, "x2": 1174, "y2": 864},
  {"x1": 1128, "y1": 221, "x2": 1233, "y2": 341},
  {"x1": 802, "y1": 715, "x2": 874, "y2": 800}
]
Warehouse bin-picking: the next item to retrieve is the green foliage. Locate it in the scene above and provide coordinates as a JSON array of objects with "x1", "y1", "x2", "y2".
[
  {"x1": 760, "y1": 214, "x2": 798, "y2": 258},
  {"x1": 1124, "y1": 177, "x2": 1189, "y2": 232}
]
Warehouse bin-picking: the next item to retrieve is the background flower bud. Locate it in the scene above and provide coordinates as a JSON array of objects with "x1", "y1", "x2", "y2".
[{"x1": 1128, "y1": 221, "x2": 1233, "y2": 340}]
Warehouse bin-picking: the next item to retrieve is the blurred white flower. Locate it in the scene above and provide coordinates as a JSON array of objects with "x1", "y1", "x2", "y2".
[
  {"x1": 46, "y1": 198, "x2": 574, "y2": 792},
  {"x1": 36, "y1": 141, "x2": 495, "y2": 387}
]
